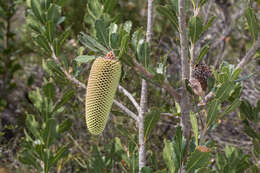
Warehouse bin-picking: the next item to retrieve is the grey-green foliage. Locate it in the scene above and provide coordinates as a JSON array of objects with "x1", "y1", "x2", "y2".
[
  {"x1": 19, "y1": 83, "x2": 73, "y2": 173},
  {"x1": 206, "y1": 62, "x2": 243, "y2": 128},
  {"x1": 215, "y1": 146, "x2": 252, "y2": 173}
]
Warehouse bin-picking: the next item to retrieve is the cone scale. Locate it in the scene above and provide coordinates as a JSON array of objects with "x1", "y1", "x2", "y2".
[{"x1": 85, "y1": 52, "x2": 121, "y2": 135}]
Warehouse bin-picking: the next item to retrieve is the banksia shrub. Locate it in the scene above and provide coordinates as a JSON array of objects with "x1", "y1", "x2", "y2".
[{"x1": 85, "y1": 52, "x2": 121, "y2": 135}]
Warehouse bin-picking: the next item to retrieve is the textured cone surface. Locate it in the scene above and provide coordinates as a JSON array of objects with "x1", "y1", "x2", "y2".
[{"x1": 85, "y1": 57, "x2": 121, "y2": 135}]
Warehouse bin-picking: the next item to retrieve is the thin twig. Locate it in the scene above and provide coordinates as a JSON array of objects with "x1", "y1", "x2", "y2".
[
  {"x1": 50, "y1": 45, "x2": 87, "y2": 89},
  {"x1": 138, "y1": 0, "x2": 153, "y2": 171},
  {"x1": 118, "y1": 85, "x2": 140, "y2": 112},
  {"x1": 133, "y1": 59, "x2": 181, "y2": 102},
  {"x1": 236, "y1": 36, "x2": 260, "y2": 70},
  {"x1": 113, "y1": 100, "x2": 138, "y2": 121}
]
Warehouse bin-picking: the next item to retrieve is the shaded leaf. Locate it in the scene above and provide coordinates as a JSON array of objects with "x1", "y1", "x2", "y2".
[
  {"x1": 95, "y1": 19, "x2": 109, "y2": 48},
  {"x1": 202, "y1": 16, "x2": 216, "y2": 33},
  {"x1": 118, "y1": 34, "x2": 130, "y2": 59},
  {"x1": 43, "y1": 82, "x2": 55, "y2": 100},
  {"x1": 195, "y1": 45, "x2": 209, "y2": 65},
  {"x1": 245, "y1": 8, "x2": 259, "y2": 40},
  {"x1": 163, "y1": 139, "x2": 175, "y2": 173},
  {"x1": 156, "y1": 5, "x2": 178, "y2": 31},
  {"x1": 186, "y1": 149, "x2": 211, "y2": 173},
  {"x1": 131, "y1": 27, "x2": 144, "y2": 50},
  {"x1": 199, "y1": 0, "x2": 209, "y2": 8},
  {"x1": 47, "y1": 4, "x2": 60, "y2": 24},
  {"x1": 220, "y1": 99, "x2": 241, "y2": 117},
  {"x1": 104, "y1": 0, "x2": 117, "y2": 13},
  {"x1": 141, "y1": 167, "x2": 153, "y2": 173},
  {"x1": 54, "y1": 89, "x2": 74, "y2": 112},
  {"x1": 79, "y1": 32, "x2": 108, "y2": 53},
  {"x1": 137, "y1": 39, "x2": 150, "y2": 69},
  {"x1": 57, "y1": 118, "x2": 72, "y2": 133},
  {"x1": 144, "y1": 109, "x2": 160, "y2": 140},
  {"x1": 206, "y1": 99, "x2": 220, "y2": 127},
  {"x1": 172, "y1": 126, "x2": 187, "y2": 172},
  {"x1": 50, "y1": 145, "x2": 69, "y2": 167},
  {"x1": 31, "y1": 0, "x2": 44, "y2": 24},
  {"x1": 43, "y1": 118, "x2": 57, "y2": 147}
]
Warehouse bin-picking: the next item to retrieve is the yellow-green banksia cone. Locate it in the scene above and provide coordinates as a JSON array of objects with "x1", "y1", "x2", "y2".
[{"x1": 85, "y1": 51, "x2": 121, "y2": 135}]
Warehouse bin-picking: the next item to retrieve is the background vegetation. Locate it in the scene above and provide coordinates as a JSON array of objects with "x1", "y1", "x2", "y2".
[{"x1": 0, "y1": 0, "x2": 260, "y2": 172}]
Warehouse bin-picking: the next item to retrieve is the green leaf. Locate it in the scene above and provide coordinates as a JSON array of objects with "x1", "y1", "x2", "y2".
[
  {"x1": 202, "y1": 16, "x2": 216, "y2": 33},
  {"x1": 118, "y1": 34, "x2": 130, "y2": 59},
  {"x1": 231, "y1": 68, "x2": 241, "y2": 81},
  {"x1": 58, "y1": 27, "x2": 70, "y2": 46},
  {"x1": 206, "y1": 99, "x2": 220, "y2": 127},
  {"x1": 243, "y1": 120, "x2": 258, "y2": 139},
  {"x1": 41, "y1": 0, "x2": 51, "y2": 10},
  {"x1": 41, "y1": 97, "x2": 52, "y2": 120},
  {"x1": 104, "y1": 0, "x2": 117, "y2": 13},
  {"x1": 245, "y1": 8, "x2": 259, "y2": 40},
  {"x1": 240, "y1": 100, "x2": 253, "y2": 120},
  {"x1": 19, "y1": 150, "x2": 41, "y2": 170},
  {"x1": 207, "y1": 76, "x2": 215, "y2": 92},
  {"x1": 131, "y1": 27, "x2": 144, "y2": 50},
  {"x1": 92, "y1": 145, "x2": 106, "y2": 172},
  {"x1": 49, "y1": 145, "x2": 69, "y2": 167},
  {"x1": 215, "y1": 82, "x2": 233, "y2": 102},
  {"x1": 154, "y1": 169, "x2": 168, "y2": 173},
  {"x1": 156, "y1": 5, "x2": 178, "y2": 31},
  {"x1": 43, "y1": 118, "x2": 57, "y2": 147},
  {"x1": 57, "y1": 118, "x2": 72, "y2": 133},
  {"x1": 109, "y1": 23, "x2": 120, "y2": 49},
  {"x1": 45, "y1": 60, "x2": 67, "y2": 84},
  {"x1": 46, "y1": 21, "x2": 54, "y2": 43},
  {"x1": 190, "y1": 111, "x2": 198, "y2": 146},
  {"x1": 197, "y1": 167, "x2": 216, "y2": 173},
  {"x1": 95, "y1": 19, "x2": 109, "y2": 48},
  {"x1": 33, "y1": 35, "x2": 51, "y2": 54},
  {"x1": 53, "y1": 89, "x2": 74, "y2": 112},
  {"x1": 199, "y1": 0, "x2": 209, "y2": 8},
  {"x1": 163, "y1": 139, "x2": 175, "y2": 173},
  {"x1": 186, "y1": 149, "x2": 211, "y2": 173},
  {"x1": 141, "y1": 167, "x2": 153, "y2": 173},
  {"x1": 195, "y1": 45, "x2": 209, "y2": 65},
  {"x1": 74, "y1": 55, "x2": 96, "y2": 63},
  {"x1": 47, "y1": 4, "x2": 60, "y2": 24},
  {"x1": 25, "y1": 114, "x2": 41, "y2": 139},
  {"x1": 189, "y1": 16, "x2": 203, "y2": 43},
  {"x1": 31, "y1": 0, "x2": 44, "y2": 24},
  {"x1": 79, "y1": 32, "x2": 108, "y2": 53},
  {"x1": 116, "y1": 125, "x2": 137, "y2": 145},
  {"x1": 137, "y1": 39, "x2": 150, "y2": 69},
  {"x1": 43, "y1": 82, "x2": 55, "y2": 100},
  {"x1": 144, "y1": 109, "x2": 160, "y2": 141},
  {"x1": 172, "y1": 126, "x2": 187, "y2": 172},
  {"x1": 29, "y1": 23, "x2": 43, "y2": 34},
  {"x1": 220, "y1": 99, "x2": 241, "y2": 117}
]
